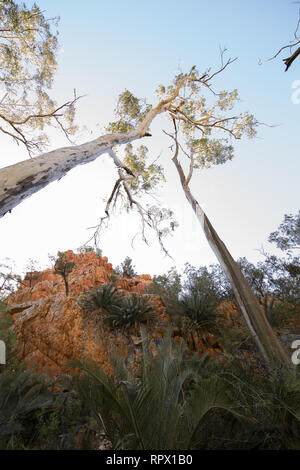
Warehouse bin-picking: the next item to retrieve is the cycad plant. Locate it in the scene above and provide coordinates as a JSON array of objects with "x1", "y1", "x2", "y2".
[
  {"x1": 104, "y1": 294, "x2": 156, "y2": 329},
  {"x1": 0, "y1": 365, "x2": 54, "y2": 449},
  {"x1": 70, "y1": 327, "x2": 237, "y2": 450},
  {"x1": 179, "y1": 290, "x2": 221, "y2": 335},
  {"x1": 146, "y1": 282, "x2": 220, "y2": 336},
  {"x1": 80, "y1": 283, "x2": 123, "y2": 313},
  {"x1": 215, "y1": 358, "x2": 300, "y2": 449}
]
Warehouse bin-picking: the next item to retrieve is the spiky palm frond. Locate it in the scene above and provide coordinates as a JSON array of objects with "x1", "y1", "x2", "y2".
[
  {"x1": 80, "y1": 283, "x2": 123, "y2": 313},
  {"x1": 178, "y1": 291, "x2": 221, "y2": 335},
  {"x1": 104, "y1": 294, "x2": 156, "y2": 329},
  {"x1": 0, "y1": 365, "x2": 54, "y2": 448},
  {"x1": 147, "y1": 282, "x2": 220, "y2": 335},
  {"x1": 69, "y1": 359, "x2": 133, "y2": 446},
  {"x1": 213, "y1": 357, "x2": 300, "y2": 449},
  {"x1": 70, "y1": 327, "x2": 236, "y2": 449}
]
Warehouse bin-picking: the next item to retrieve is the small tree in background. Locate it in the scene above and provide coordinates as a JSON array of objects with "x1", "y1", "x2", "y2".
[
  {"x1": 0, "y1": 259, "x2": 21, "y2": 299},
  {"x1": 153, "y1": 267, "x2": 182, "y2": 298},
  {"x1": 115, "y1": 257, "x2": 137, "y2": 278},
  {"x1": 23, "y1": 259, "x2": 40, "y2": 288},
  {"x1": 52, "y1": 252, "x2": 75, "y2": 297},
  {"x1": 268, "y1": 211, "x2": 300, "y2": 253}
]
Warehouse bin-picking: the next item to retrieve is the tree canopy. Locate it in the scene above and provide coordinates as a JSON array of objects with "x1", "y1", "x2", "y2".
[
  {"x1": 268, "y1": 211, "x2": 300, "y2": 252},
  {"x1": 0, "y1": 0, "x2": 78, "y2": 154}
]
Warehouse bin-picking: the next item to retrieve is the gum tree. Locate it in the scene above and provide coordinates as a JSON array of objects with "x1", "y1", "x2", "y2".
[
  {"x1": 0, "y1": 59, "x2": 290, "y2": 368},
  {"x1": 0, "y1": 0, "x2": 78, "y2": 154},
  {"x1": 52, "y1": 251, "x2": 74, "y2": 297},
  {"x1": 0, "y1": 3, "x2": 290, "y2": 368},
  {"x1": 269, "y1": 211, "x2": 300, "y2": 252}
]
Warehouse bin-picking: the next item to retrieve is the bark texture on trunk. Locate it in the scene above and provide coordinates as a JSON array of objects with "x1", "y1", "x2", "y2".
[
  {"x1": 0, "y1": 130, "x2": 146, "y2": 218},
  {"x1": 0, "y1": 96, "x2": 169, "y2": 218},
  {"x1": 63, "y1": 277, "x2": 69, "y2": 297}
]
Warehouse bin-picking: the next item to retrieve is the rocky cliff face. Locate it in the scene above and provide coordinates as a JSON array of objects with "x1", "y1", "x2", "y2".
[{"x1": 6, "y1": 250, "x2": 225, "y2": 376}]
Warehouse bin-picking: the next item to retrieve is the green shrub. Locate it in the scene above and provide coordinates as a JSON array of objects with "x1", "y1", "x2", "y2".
[
  {"x1": 115, "y1": 257, "x2": 137, "y2": 278},
  {"x1": 31, "y1": 393, "x2": 97, "y2": 450},
  {"x1": 262, "y1": 297, "x2": 295, "y2": 328},
  {"x1": 152, "y1": 267, "x2": 182, "y2": 297},
  {"x1": 211, "y1": 358, "x2": 300, "y2": 449},
  {"x1": 51, "y1": 251, "x2": 75, "y2": 296},
  {"x1": 109, "y1": 273, "x2": 118, "y2": 284},
  {"x1": 0, "y1": 365, "x2": 54, "y2": 449},
  {"x1": 0, "y1": 365, "x2": 97, "y2": 450}
]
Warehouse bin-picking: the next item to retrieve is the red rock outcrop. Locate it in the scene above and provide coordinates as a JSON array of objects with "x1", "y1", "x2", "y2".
[
  {"x1": 9, "y1": 250, "x2": 115, "y2": 303},
  {"x1": 6, "y1": 250, "x2": 224, "y2": 375}
]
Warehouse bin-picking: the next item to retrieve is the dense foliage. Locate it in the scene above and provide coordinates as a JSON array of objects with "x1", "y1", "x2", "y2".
[
  {"x1": 71, "y1": 328, "x2": 300, "y2": 450},
  {"x1": 0, "y1": 0, "x2": 78, "y2": 153},
  {"x1": 52, "y1": 251, "x2": 75, "y2": 297},
  {"x1": 115, "y1": 257, "x2": 137, "y2": 278},
  {"x1": 103, "y1": 294, "x2": 156, "y2": 329},
  {"x1": 80, "y1": 284, "x2": 156, "y2": 329},
  {"x1": 0, "y1": 212, "x2": 299, "y2": 449},
  {"x1": 80, "y1": 283, "x2": 123, "y2": 313}
]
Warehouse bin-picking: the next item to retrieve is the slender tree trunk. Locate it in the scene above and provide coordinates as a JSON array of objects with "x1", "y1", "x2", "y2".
[
  {"x1": 63, "y1": 277, "x2": 69, "y2": 297},
  {"x1": 172, "y1": 154, "x2": 290, "y2": 369},
  {"x1": 0, "y1": 340, "x2": 5, "y2": 364}
]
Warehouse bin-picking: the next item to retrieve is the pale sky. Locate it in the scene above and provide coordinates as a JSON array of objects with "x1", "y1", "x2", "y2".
[{"x1": 0, "y1": 0, "x2": 299, "y2": 278}]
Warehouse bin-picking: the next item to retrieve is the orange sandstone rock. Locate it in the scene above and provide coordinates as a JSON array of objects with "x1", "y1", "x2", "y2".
[{"x1": 6, "y1": 250, "x2": 225, "y2": 375}]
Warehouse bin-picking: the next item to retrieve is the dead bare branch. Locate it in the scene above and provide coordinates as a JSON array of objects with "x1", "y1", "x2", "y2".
[{"x1": 263, "y1": 7, "x2": 300, "y2": 71}]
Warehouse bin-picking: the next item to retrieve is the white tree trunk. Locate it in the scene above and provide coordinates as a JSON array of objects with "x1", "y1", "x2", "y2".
[
  {"x1": 0, "y1": 339, "x2": 5, "y2": 364},
  {"x1": 172, "y1": 153, "x2": 290, "y2": 369},
  {"x1": 0, "y1": 130, "x2": 148, "y2": 218}
]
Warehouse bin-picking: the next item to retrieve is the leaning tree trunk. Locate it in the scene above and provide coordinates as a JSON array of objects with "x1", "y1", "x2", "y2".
[
  {"x1": 0, "y1": 130, "x2": 148, "y2": 218},
  {"x1": 0, "y1": 100, "x2": 167, "y2": 218},
  {"x1": 172, "y1": 155, "x2": 290, "y2": 369}
]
